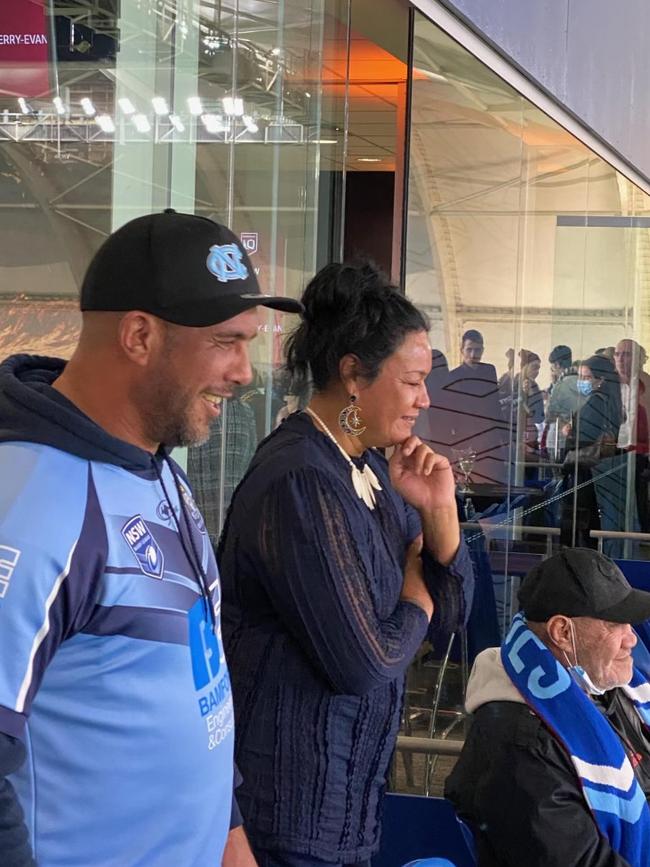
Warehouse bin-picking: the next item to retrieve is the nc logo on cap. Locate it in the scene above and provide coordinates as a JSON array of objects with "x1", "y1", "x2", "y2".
[{"x1": 206, "y1": 243, "x2": 249, "y2": 283}]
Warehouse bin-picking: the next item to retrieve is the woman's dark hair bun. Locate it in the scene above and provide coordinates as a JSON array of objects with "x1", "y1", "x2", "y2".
[
  {"x1": 285, "y1": 260, "x2": 429, "y2": 394},
  {"x1": 298, "y1": 262, "x2": 393, "y2": 334}
]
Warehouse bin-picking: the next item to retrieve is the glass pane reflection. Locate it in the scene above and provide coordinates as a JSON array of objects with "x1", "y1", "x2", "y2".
[{"x1": 406, "y1": 10, "x2": 650, "y2": 604}]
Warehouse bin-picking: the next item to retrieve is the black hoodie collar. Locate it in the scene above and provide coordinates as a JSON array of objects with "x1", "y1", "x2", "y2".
[{"x1": 0, "y1": 354, "x2": 163, "y2": 472}]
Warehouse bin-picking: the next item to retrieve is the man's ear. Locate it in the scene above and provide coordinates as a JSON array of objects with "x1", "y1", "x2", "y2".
[
  {"x1": 118, "y1": 312, "x2": 164, "y2": 366},
  {"x1": 545, "y1": 615, "x2": 573, "y2": 655}
]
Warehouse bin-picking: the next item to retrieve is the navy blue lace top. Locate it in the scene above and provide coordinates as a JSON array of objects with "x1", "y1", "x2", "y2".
[{"x1": 218, "y1": 412, "x2": 473, "y2": 862}]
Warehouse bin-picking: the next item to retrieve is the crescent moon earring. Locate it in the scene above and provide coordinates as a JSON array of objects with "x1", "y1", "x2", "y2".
[{"x1": 338, "y1": 394, "x2": 366, "y2": 437}]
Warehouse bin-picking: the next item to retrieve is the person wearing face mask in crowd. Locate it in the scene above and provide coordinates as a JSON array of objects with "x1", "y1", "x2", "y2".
[
  {"x1": 446, "y1": 548, "x2": 650, "y2": 867},
  {"x1": 559, "y1": 354, "x2": 623, "y2": 548},
  {"x1": 218, "y1": 261, "x2": 474, "y2": 867}
]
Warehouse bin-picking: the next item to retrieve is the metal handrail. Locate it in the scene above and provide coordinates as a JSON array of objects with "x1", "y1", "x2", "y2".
[
  {"x1": 589, "y1": 529, "x2": 650, "y2": 553},
  {"x1": 396, "y1": 735, "x2": 463, "y2": 756},
  {"x1": 461, "y1": 522, "x2": 560, "y2": 535},
  {"x1": 461, "y1": 522, "x2": 560, "y2": 556}
]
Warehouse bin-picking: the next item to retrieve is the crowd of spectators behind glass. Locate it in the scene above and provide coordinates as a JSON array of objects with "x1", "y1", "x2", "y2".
[
  {"x1": 420, "y1": 332, "x2": 645, "y2": 465},
  {"x1": 410, "y1": 331, "x2": 650, "y2": 551},
  {"x1": 503, "y1": 339, "x2": 649, "y2": 545},
  {"x1": 486, "y1": 338, "x2": 648, "y2": 464}
]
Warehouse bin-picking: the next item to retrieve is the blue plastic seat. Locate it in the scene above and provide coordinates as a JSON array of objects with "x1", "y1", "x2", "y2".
[{"x1": 372, "y1": 795, "x2": 476, "y2": 867}]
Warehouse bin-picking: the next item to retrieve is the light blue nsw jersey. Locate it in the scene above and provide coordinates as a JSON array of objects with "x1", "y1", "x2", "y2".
[{"x1": 0, "y1": 440, "x2": 234, "y2": 866}]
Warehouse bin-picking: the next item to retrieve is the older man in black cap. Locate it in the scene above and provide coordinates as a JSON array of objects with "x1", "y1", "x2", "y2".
[{"x1": 447, "y1": 548, "x2": 650, "y2": 867}]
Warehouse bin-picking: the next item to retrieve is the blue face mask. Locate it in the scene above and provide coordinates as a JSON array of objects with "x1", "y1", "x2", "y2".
[
  {"x1": 568, "y1": 664, "x2": 606, "y2": 696},
  {"x1": 577, "y1": 379, "x2": 593, "y2": 397},
  {"x1": 563, "y1": 619, "x2": 606, "y2": 696}
]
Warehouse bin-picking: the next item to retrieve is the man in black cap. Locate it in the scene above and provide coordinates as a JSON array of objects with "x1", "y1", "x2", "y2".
[
  {"x1": 446, "y1": 548, "x2": 650, "y2": 867},
  {"x1": 0, "y1": 211, "x2": 302, "y2": 867}
]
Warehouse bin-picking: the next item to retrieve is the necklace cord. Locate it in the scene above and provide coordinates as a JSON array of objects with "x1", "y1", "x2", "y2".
[
  {"x1": 154, "y1": 455, "x2": 215, "y2": 628},
  {"x1": 305, "y1": 408, "x2": 382, "y2": 509}
]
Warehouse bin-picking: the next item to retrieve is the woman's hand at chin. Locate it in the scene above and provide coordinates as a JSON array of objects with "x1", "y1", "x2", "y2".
[{"x1": 389, "y1": 435, "x2": 456, "y2": 513}]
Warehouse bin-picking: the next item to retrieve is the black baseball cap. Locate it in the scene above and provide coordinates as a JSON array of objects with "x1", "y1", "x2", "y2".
[
  {"x1": 81, "y1": 209, "x2": 303, "y2": 327},
  {"x1": 519, "y1": 548, "x2": 650, "y2": 625}
]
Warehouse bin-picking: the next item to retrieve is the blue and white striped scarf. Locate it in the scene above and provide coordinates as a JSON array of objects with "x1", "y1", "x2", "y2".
[{"x1": 502, "y1": 613, "x2": 650, "y2": 866}]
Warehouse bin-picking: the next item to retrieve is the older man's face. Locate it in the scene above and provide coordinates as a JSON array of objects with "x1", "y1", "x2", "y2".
[
  {"x1": 614, "y1": 340, "x2": 639, "y2": 383},
  {"x1": 574, "y1": 617, "x2": 637, "y2": 690}
]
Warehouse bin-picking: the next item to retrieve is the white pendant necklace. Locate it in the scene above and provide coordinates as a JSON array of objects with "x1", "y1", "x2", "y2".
[{"x1": 305, "y1": 407, "x2": 382, "y2": 510}]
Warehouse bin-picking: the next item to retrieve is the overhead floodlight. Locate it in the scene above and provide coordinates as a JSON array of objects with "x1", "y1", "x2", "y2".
[
  {"x1": 222, "y1": 96, "x2": 244, "y2": 117},
  {"x1": 118, "y1": 97, "x2": 136, "y2": 115},
  {"x1": 187, "y1": 96, "x2": 203, "y2": 115},
  {"x1": 203, "y1": 32, "x2": 226, "y2": 54},
  {"x1": 53, "y1": 96, "x2": 66, "y2": 115},
  {"x1": 132, "y1": 113, "x2": 151, "y2": 133},
  {"x1": 201, "y1": 113, "x2": 224, "y2": 133},
  {"x1": 169, "y1": 114, "x2": 185, "y2": 132},
  {"x1": 80, "y1": 97, "x2": 96, "y2": 117},
  {"x1": 95, "y1": 114, "x2": 115, "y2": 133},
  {"x1": 151, "y1": 96, "x2": 169, "y2": 116},
  {"x1": 17, "y1": 97, "x2": 30, "y2": 115},
  {"x1": 243, "y1": 115, "x2": 258, "y2": 133}
]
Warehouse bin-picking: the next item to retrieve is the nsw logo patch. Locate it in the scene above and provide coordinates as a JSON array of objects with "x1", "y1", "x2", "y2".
[
  {"x1": 206, "y1": 243, "x2": 249, "y2": 282},
  {"x1": 121, "y1": 515, "x2": 165, "y2": 579}
]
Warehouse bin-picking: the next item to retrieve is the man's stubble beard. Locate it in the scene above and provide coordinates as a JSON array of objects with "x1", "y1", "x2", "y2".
[
  {"x1": 135, "y1": 374, "x2": 213, "y2": 450},
  {"x1": 148, "y1": 398, "x2": 214, "y2": 449}
]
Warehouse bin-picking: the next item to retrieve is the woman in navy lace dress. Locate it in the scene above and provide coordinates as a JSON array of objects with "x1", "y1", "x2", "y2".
[{"x1": 219, "y1": 263, "x2": 474, "y2": 867}]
